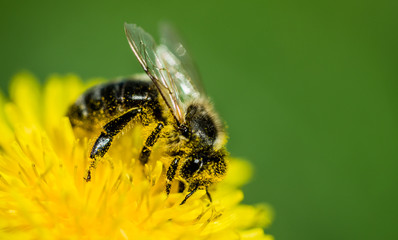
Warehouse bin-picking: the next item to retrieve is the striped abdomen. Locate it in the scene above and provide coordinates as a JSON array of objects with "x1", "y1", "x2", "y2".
[{"x1": 67, "y1": 79, "x2": 162, "y2": 130}]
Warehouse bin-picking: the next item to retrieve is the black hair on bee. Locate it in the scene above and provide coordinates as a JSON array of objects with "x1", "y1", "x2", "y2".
[{"x1": 68, "y1": 23, "x2": 228, "y2": 204}]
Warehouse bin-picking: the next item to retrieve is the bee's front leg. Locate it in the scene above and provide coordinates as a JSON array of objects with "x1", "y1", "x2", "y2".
[{"x1": 180, "y1": 183, "x2": 199, "y2": 205}]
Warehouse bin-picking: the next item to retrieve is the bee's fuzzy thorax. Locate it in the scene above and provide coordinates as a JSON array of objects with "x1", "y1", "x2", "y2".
[{"x1": 185, "y1": 97, "x2": 226, "y2": 151}]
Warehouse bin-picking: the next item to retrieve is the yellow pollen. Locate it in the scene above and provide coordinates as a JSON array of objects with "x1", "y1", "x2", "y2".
[{"x1": 0, "y1": 72, "x2": 273, "y2": 240}]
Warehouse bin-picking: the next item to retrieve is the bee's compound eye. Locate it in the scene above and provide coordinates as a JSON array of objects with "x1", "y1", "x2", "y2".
[
  {"x1": 189, "y1": 158, "x2": 202, "y2": 172},
  {"x1": 181, "y1": 157, "x2": 203, "y2": 178}
]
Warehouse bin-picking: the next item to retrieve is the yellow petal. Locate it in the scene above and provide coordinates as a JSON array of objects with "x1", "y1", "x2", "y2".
[{"x1": 0, "y1": 73, "x2": 273, "y2": 240}]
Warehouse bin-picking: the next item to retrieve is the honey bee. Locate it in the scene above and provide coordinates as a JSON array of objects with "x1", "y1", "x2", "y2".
[{"x1": 67, "y1": 23, "x2": 227, "y2": 204}]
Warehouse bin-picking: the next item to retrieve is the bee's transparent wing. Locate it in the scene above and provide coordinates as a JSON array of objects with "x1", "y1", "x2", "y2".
[
  {"x1": 159, "y1": 23, "x2": 205, "y2": 96},
  {"x1": 124, "y1": 23, "x2": 203, "y2": 124},
  {"x1": 124, "y1": 23, "x2": 185, "y2": 123}
]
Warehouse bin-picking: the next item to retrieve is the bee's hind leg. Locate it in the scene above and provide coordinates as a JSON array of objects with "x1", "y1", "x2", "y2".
[{"x1": 86, "y1": 108, "x2": 142, "y2": 181}]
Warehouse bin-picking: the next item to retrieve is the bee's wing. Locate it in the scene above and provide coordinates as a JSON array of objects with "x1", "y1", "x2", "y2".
[
  {"x1": 159, "y1": 23, "x2": 205, "y2": 96},
  {"x1": 124, "y1": 23, "x2": 202, "y2": 124}
]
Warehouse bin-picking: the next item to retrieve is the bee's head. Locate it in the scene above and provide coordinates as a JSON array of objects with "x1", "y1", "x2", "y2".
[{"x1": 179, "y1": 150, "x2": 227, "y2": 187}]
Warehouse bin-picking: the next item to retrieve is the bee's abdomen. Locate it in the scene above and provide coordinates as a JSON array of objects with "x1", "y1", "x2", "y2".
[{"x1": 68, "y1": 79, "x2": 161, "y2": 129}]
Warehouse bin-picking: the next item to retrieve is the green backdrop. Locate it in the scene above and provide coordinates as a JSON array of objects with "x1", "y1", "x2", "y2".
[{"x1": 1, "y1": 1, "x2": 397, "y2": 239}]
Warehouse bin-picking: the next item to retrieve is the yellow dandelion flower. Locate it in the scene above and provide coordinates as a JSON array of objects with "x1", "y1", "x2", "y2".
[{"x1": 0, "y1": 72, "x2": 273, "y2": 240}]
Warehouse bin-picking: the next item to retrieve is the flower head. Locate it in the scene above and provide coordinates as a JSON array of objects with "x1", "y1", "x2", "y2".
[{"x1": 0, "y1": 72, "x2": 273, "y2": 240}]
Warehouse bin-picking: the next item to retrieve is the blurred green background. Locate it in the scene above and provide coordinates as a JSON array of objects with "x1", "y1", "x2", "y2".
[{"x1": 1, "y1": 0, "x2": 397, "y2": 239}]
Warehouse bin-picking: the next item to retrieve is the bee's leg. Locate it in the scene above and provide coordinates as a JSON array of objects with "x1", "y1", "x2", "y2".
[
  {"x1": 166, "y1": 158, "x2": 179, "y2": 195},
  {"x1": 180, "y1": 184, "x2": 199, "y2": 205},
  {"x1": 206, "y1": 187, "x2": 212, "y2": 202},
  {"x1": 139, "y1": 122, "x2": 164, "y2": 164},
  {"x1": 85, "y1": 108, "x2": 142, "y2": 181},
  {"x1": 90, "y1": 108, "x2": 142, "y2": 158}
]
